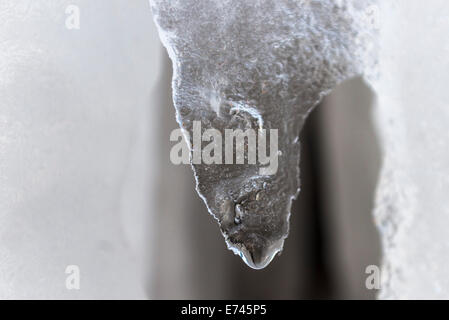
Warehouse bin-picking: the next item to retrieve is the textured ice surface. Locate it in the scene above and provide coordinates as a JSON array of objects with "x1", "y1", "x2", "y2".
[{"x1": 150, "y1": 0, "x2": 377, "y2": 269}]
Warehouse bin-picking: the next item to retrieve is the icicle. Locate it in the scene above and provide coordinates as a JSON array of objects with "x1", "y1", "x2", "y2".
[{"x1": 150, "y1": 0, "x2": 377, "y2": 269}]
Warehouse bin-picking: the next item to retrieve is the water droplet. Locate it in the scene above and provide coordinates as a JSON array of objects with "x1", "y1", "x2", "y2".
[{"x1": 239, "y1": 238, "x2": 284, "y2": 270}]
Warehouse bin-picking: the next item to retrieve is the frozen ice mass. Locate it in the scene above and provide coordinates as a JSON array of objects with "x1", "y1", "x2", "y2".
[{"x1": 150, "y1": 0, "x2": 378, "y2": 269}]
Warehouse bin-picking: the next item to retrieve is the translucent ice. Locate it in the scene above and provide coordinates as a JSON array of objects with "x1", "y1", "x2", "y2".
[{"x1": 150, "y1": 0, "x2": 377, "y2": 268}]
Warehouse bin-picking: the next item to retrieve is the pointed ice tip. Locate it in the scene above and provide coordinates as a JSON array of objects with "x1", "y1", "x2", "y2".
[{"x1": 240, "y1": 239, "x2": 284, "y2": 270}]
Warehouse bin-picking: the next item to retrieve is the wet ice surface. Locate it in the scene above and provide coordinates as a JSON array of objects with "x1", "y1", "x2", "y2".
[{"x1": 151, "y1": 0, "x2": 377, "y2": 269}]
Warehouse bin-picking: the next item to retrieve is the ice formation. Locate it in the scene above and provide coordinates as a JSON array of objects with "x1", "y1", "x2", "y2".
[{"x1": 150, "y1": 0, "x2": 378, "y2": 269}]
